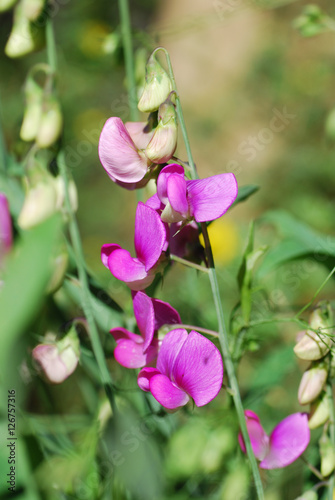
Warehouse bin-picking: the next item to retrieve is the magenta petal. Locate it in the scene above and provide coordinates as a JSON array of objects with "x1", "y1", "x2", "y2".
[
  {"x1": 0, "y1": 193, "x2": 12, "y2": 261},
  {"x1": 157, "y1": 164, "x2": 185, "y2": 204},
  {"x1": 132, "y1": 291, "x2": 155, "y2": 351},
  {"x1": 99, "y1": 117, "x2": 148, "y2": 183},
  {"x1": 114, "y1": 339, "x2": 147, "y2": 368},
  {"x1": 101, "y1": 243, "x2": 122, "y2": 269},
  {"x1": 152, "y1": 298, "x2": 181, "y2": 332},
  {"x1": 138, "y1": 367, "x2": 160, "y2": 391},
  {"x1": 186, "y1": 173, "x2": 238, "y2": 222},
  {"x1": 166, "y1": 174, "x2": 189, "y2": 218},
  {"x1": 110, "y1": 327, "x2": 142, "y2": 343},
  {"x1": 125, "y1": 121, "x2": 154, "y2": 150},
  {"x1": 150, "y1": 373, "x2": 190, "y2": 409},
  {"x1": 260, "y1": 413, "x2": 310, "y2": 469},
  {"x1": 239, "y1": 410, "x2": 270, "y2": 461},
  {"x1": 108, "y1": 248, "x2": 154, "y2": 290},
  {"x1": 145, "y1": 194, "x2": 163, "y2": 211},
  {"x1": 156, "y1": 329, "x2": 188, "y2": 378},
  {"x1": 134, "y1": 202, "x2": 166, "y2": 272},
  {"x1": 173, "y1": 331, "x2": 223, "y2": 407}
]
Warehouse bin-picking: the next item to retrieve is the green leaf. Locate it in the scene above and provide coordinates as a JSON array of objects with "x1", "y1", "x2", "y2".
[{"x1": 232, "y1": 184, "x2": 259, "y2": 207}]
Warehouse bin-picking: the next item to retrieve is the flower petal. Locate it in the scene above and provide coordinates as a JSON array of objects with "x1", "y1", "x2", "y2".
[
  {"x1": 260, "y1": 413, "x2": 310, "y2": 469},
  {"x1": 132, "y1": 291, "x2": 155, "y2": 351},
  {"x1": 101, "y1": 243, "x2": 121, "y2": 269},
  {"x1": 125, "y1": 121, "x2": 154, "y2": 150},
  {"x1": 239, "y1": 410, "x2": 270, "y2": 461},
  {"x1": 99, "y1": 117, "x2": 148, "y2": 183},
  {"x1": 149, "y1": 373, "x2": 190, "y2": 409},
  {"x1": 166, "y1": 174, "x2": 189, "y2": 218},
  {"x1": 186, "y1": 173, "x2": 238, "y2": 222},
  {"x1": 114, "y1": 339, "x2": 147, "y2": 368},
  {"x1": 172, "y1": 330, "x2": 223, "y2": 407},
  {"x1": 156, "y1": 328, "x2": 188, "y2": 378},
  {"x1": 138, "y1": 367, "x2": 160, "y2": 391},
  {"x1": 108, "y1": 248, "x2": 154, "y2": 290},
  {"x1": 110, "y1": 327, "x2": 142, "y2": 344},
  {"x1": 145, "y1": 193, "x2": 163, "y2": 211},
  {"x1": 0, "y1": 193, "x2": 12, "y2": 262},
  {"x1": 152, "y1": 298, "x2": 181, "y2": 332},
  {"x1": 134, "y1": 202, "x2": 166, "y2": 272},
  {"x1": 157, "y1": 164, "x2": 184, "y2": 204}
]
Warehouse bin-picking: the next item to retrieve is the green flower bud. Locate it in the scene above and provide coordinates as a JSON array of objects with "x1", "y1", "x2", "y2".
[
  {"x1": 20, "y1": 76, "x2": 43, "y2": 142},
  {"x1": 18, "y1": 180, "x2": 58, "y2": 229},
  {"x1": 298, "y1": 362, "x2": 328, "y2": 405},
  {"x1": 308, "y1": 392, "x2": 330, "y2": 429},
  {"x1": 138, "y1": 51, "x2": 173, "y2": 113},
  {"x1": 0, "y1": 0, "x2": 17, "y2": 12},
  {"x1": 5, "y1": 1, "x2": 44, "y2": 58},
  {"x1": 36, "y1": 96, "x2": 63, "y2": 148},
  {"x1": 22, "y1": 0, "x2": 44, "y2": 20},
  {"x1": 145, "y1": 94, "x2": 177, "y2": 164},
  {"x1": 319, "y1": 430, "x2": 335, "y2": 477},
  {"x1": 294, "y1": 302, "x2": 333, "y2": 360}
]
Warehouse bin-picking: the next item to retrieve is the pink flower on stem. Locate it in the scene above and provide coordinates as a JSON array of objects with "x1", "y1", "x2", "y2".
[
  {"x1": 146, "y1": 164, "x2": 238, "y2": 223},
  {"x1": 99, "y1": 117, "x2": 153, "y2": 185},
  {"x1": 138, "y1": 329, "x2": 223, "y2": 410},
  {"x1": 110, "y1": 290, "x2": 181, "y2": 369},
  {"x1": 0, "y1": 193, "x2": 13, "y2": 266},
  {"x1": 238, "y1": 410, "x2": 310, "y2": 469},
  {"x1": 101, "y1": 202, "x2": 167, "y2": 291}
]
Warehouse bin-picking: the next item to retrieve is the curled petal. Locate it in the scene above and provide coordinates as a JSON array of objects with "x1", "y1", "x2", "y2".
[
  {"x1": 239, "y1": 410, "x2": 270, "y2": 461},
  {"x1": 132, "y1": 291, "x2": 155, "y2": 351},
  {"x1": 152, "y1": 298, "x2": 181, "y2": 332},
  {"x1": 138, "y1": 367, "x2": 160, "y2": 391},
  {"x1": 101, "y1": 243, "x2": 121, "y2": 269},
  {"x1": 186, "y1": 173, "x2": 238, "y2": 222},
  {"x1": 149, "y1": 373, "x2": 190, "y2": 409},
  {"x1": 108, "y1": 248, "x2": 154, "y2": 291},
  {"x1": 99, "y1": 117, "x2": 149, "y2": 183},
  {"x1": 172, "y1": 330, "x2": 223, "y2": 406},
  {"x1": 260, "y1": 413, "x2": 310, "y2": 469},
  {"x1": 110, "y1": 327, "x2": 142, "y2": 344},
  {"x1": 157, "y1": 164, "x2": 184, "y2": 204},
  {"x1": 134, "y1": 202, "x2": 166, "y2": 272}
]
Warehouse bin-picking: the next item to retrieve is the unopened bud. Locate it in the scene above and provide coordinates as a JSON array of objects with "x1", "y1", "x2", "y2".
[
  {"x1": 32, "y1": 327, "x2": 80, "y2": 384},
  {"x1": 36, "y1": 96, "x2": 63, "y2": 148},
  {"x1": 319, "y1": 431, "x2": 335, "y2": 477},
  {"x1": 138, "y1": 50, "x2": 173, "y2": 113},
  {"x1": 22, "y1": 0, "x2": 44, "y2": 20},
  {"x1": 5, "y1": 1, "x2": 44, "y2": 58},
  {"x1": 20, "y1": 76, "x2": 43, "y2": 142},
  {"x1": 308, "y1": 392, "x2": 330, "y2": 429},
  {"x1": 54, "y1": 176, "x2": 78, "y2": 214},
  {"x1": 298, "y1": 363, "x2": 328, "y2": 405},
  {"x1": 0, "y1": 0, "x2": 17, "y2": 12},
  {"x1": 294, "y1": 303, "x2": 333, "y2": 360},
  {"x1": 145, "y1": 95, "x2": 177, "y2": 163}
]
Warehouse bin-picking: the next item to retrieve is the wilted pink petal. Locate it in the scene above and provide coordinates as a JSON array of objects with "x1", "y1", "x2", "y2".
[
  {"x1": 186, "y1": 173, "x2": 238, "y2": 222},
  {"x1": 99, "y1": 117, "x2": 149, "y2": 183},
  {"x1": 138, "y1": 367, "x2": 160, "y2": 391},
  {"x1": 260, "y1": 413, "x2": 310, "y2": 469},
  {"x1": 150, "y1": 373, "x2": 190, "y2": 409},
  {"x1": 0, "y1": 193, "x2": 12, "y2": 264},
  {"x1": 125, "y1": 121, "x2": 154, "y2": 150},
  {"x1": 238, "y1": 410, "x2": 270, "y2": 460}
]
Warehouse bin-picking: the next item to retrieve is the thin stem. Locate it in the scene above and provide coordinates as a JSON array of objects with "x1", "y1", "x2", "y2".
[
  {"x1": 163, "y1": 48, "x2": 265, "y2": 499},
  {"x1": 300, "y1": 455, "x2": 324, "y2": 481},
  {"x1": 0, "y1": 90, "x2": 7, "y2": 174},
  {"x1": 118, "y1": 0, "x2": 138, "y2": 121},
  {"x1": 170, "y1": 253, "x2": 209, "y2": 273},
  {"x1": 46, "y1": 18, "x2": 57, "y2": 74},
  {"x1": 167, "y1": 324, "x2": 219, "y2": 338},
  {"x1": 295, "y1": 266, "x2": 335, "y2": 319},
  {"x1": 326, "y1": 380, "x2": 335, "y2": 499}
]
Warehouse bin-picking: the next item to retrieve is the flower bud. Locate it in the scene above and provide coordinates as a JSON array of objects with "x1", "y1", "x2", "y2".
[
  {"x1": 32, "y1": 328, "x2": 80, "y2": 384},
  {"x1": 298, "y1": 363, "x2": 328, "y2": 405},
  {"x1": 20, "y1": 76, "x2": 43, "y2": 142},
  {"x1": 22, "y1": 0, "x2": 44, "y2": 21},
  {"x1": 308, "y1": 392, "x2": 330, "y2": 429},
  {"x1": 0, "y1": 0, "x2": 17, "y2": 12},
  {"x1": 319, "y1": 431, "x2": 335, "y2": 477},
  {"x1": 145, "y1": 95, "x2": 177, "y2": 164},
  {"x1": 294, "y1": 302, "x2": 333, "y2": 360},
  {"x1": 138, "y1": 51, "x2": 173, "y2": 113},
  {"x1": 5, "y1": 1, "x2": 44, "y2": 58},
  {"x1": 54, "y1": 176, "x2": 78, "y2": 214},
  {"x1": 36, "y1": 95, "x2": 63, "y2": 148},
  {"x1": 294, "y1": 491, "x2": 318, "y2": 500}
]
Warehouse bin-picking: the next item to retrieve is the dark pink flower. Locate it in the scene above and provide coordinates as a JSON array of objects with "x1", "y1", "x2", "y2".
[
  {"x1": 138, "y1": 329, "x2": 223, "y2": 409},
  {"x1": 110, "y1": 291, "x2": 181, "y2": 369},
  {"x1": 101, "y1": 202, "x2": 167, "y2": 290},
  {"x1": 239, "y1": 410, "x2": 310, "y2": 469},
  {"x1": 0, "y1": 193, "x2": 12, "y2": 266},
  {"x1": 146, "y1": 164, "x2": 238, "y2": 223}
]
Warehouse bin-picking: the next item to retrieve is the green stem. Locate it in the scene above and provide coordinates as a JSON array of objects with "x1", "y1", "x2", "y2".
[
  {"x1": 295, "y1": 266, "x2": 335, "y2": 319},
  {"x1": 118, "y1": 0, "x2": 138, "y2": 121},
  {"x1": 300, "y1": 455, "x2": 324, "y2": 481},
  {"x1": 170, "y1": 253, "x2": 209, "y2": 273},
  {"x1": 0, "y1": 90, "x2": 7, "y2": 174},
  {"x1": 163, "y1": 48, "x2": 264, "y2": 499},
  {"x1": 46, "y1": 18, "x2": 116, "y2": 414},
  {"x1": 167, "y1": 323, "x2": 219, "y2": 338},
  {"x1": 326, "y1": 380, "x2": 335, "y2": 500}
]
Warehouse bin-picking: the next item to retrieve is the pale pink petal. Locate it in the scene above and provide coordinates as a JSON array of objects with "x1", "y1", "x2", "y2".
[
  {"x1": 125, "y1": 121, "x2": 154, "y2": 150},
  {"x1": 138, "y1": 367, "x2": 160, "y2": 391},
  {"x1": 166, "y1": 174, "x2": 189, "y2": 218},
  {"x1": 152, "y1": 298, "x2": 181, "y2": 332},
  {"x1": 132, "y1": 291, "x2": 155, "y2": 351},
  {"x1": 134, "y1": 202, "x2": 166, "y2": 272},
  {"x1": 239, "y1": 410, "x2": 270, "y2": 460},
  {"x1": 99, "y1": 117, "x2": 148, "y2": 183},
  {"x1": 157, "y1": 164, "x2": 184, "y2": 204},
  {"x1": 186, "y1": 173, "x2": 238, "y2": 222},
  {"x1": 107, "y1": 248, "x2": 154, "y2": 290},
  {"x1": 260, "y1": 413, "x2": 310, "y2": 469},
  {"x1": 149, "y1": 373, "x2": 190, "y2": 409},
  {"x1": 172, "y1": 331, "x2": 223, "y2": 407},
  {"x1": 114, "y1": 339, "x2": 148, "y2": 368},
  {"x1": 101, "y1": 243, "x2": 121, "y2": 269},
  {"x1": 110, "y1": 327, "x2": 142, "y2": 343},
  {"x1": 156, "y1": 329, "x2": 188, "y2": 378}
]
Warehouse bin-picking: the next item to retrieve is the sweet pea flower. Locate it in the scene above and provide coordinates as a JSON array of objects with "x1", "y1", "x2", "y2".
[
  {"x1": 146, "y1": 164, "x2": 238, "y2": 223},
  {"x1": 110, "y1": 290, "x2": 181, "y2": 369},
  {"x1": 101, "y1": 202, "x2": 167, "y2": 291},
  {"x1": 0, "y1": 193, "x2": 13, "y2": 266},
  {"x1": 99, "y1": 117, "x2": 154, "y2": 184},
  {"x1": 238, "y1": 410, "x2": 310, "y2": 469},
  {"x1": 138, "y1": 329, "x2": 223, "y2": 409}
]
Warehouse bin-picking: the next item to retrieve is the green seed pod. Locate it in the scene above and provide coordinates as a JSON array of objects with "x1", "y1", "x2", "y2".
[{"x1": 138, "y1": 51, "x2": 173, "y2": 113}]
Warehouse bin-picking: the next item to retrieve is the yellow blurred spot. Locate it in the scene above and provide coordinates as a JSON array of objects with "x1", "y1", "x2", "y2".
[
  {"x1": 200, "y1": 218, "x2": 239, "y2": 265},
  {"x1": 73, "y1": 108, "x2": 109, "y2": 143},
  {"x1": 78, "y1": 21, "x2": 110, "y2": 57}
]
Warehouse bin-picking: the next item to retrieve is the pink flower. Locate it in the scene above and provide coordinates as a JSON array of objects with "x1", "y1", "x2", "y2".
[
  {"x1": 138, "y1": 329, "x2": 223, "y2": 409},
  {"x1": 110, "y1": 291, "x2": 181, "y2": 369},
  {"x1": 238, "y1": 410, "x2": 310, "y2": 469},
  {"x1": 99, "y1": 117, "x2": 153, "y2": 184},
  {"x1": 101, "y1": 202, "x2": 167, "y2": 290},
  {"x1": 0, "y1": 193, "x2": 13, "y2": 266},
  {"x1": 146, "y1": 164, "x2": 238, "y2": 223}
]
